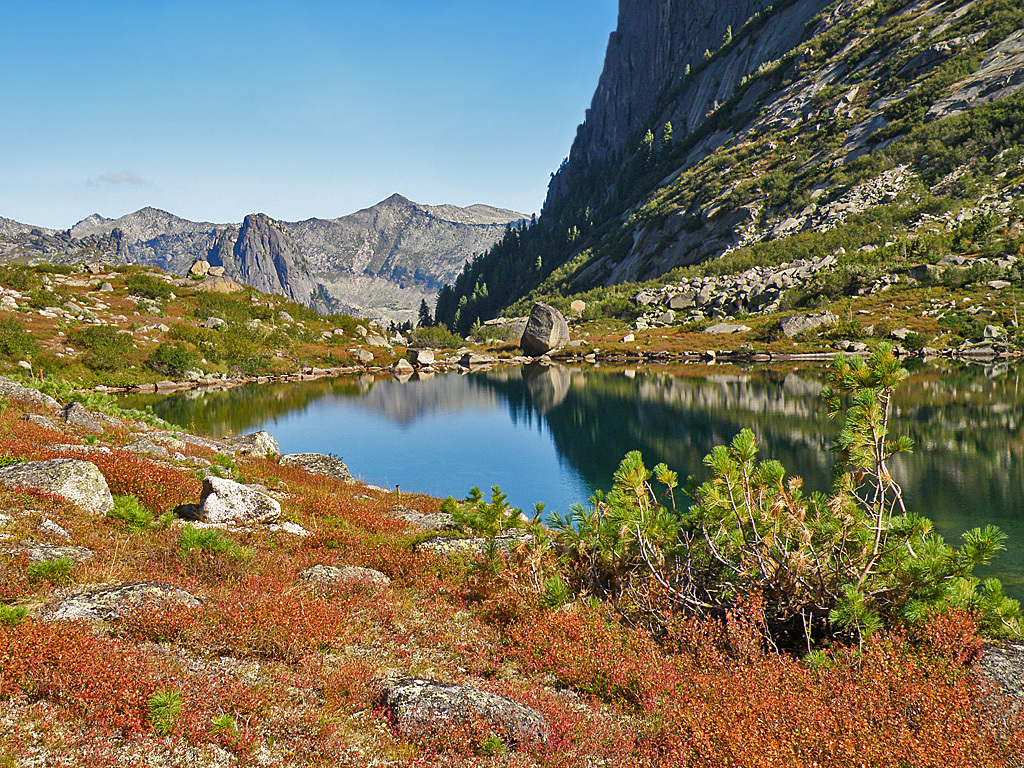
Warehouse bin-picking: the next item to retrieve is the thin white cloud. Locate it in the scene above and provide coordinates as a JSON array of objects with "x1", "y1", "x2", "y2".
[{"x1": 86, "y1": 170, "x2": 148, "y2": 187}]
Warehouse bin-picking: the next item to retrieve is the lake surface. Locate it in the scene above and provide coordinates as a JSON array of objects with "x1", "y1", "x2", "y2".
[{"x1": 122, "y1": 360, "x2": 1024, "y2": 597}]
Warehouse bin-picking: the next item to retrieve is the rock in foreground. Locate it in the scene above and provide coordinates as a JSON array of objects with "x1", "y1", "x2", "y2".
[
  {"x1": 45, "y1": 582, "x2": 200, "y2": 622},
  {"x1": 0, "y1": 459, "x2": 113, "y2": 515},
  {"x1": 198, "y1": 476, "x2": 281, "y2": 525},
  {"x1": 378, "y1": 677, "x2": 548, "y2": 749},
  {"x1": 520, "y1": 302, "x2": 570, "y2": 356}
]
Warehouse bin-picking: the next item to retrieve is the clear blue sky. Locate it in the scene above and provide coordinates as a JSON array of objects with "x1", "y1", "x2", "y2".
[{"x1": 0, "y1": 0, "x2": 618, "y2": 229}]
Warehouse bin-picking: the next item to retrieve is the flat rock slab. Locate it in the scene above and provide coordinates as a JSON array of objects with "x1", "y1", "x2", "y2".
[
  {"x1": 0, "y1": 459, "x2": 114, "y2": 515},
  {"x1": 199, "y1": 476, "x2": 281, "y2": 526},
  {"x1": 45, "y1": 582, "x2": 200, "y2": 622},
  {"x1": 224, "y1": 431, "x2": 280, "y2": 457},
  {"x1": 0, "y1": 377, "x2": 61, "y2": 411},
  {"x1": 280, "y1": 453, "x2": 355, "y2": 483},
  {"x1": 299, "y1": 564, "x2": 390, "y2": 590},
  {"x1": 392, "y1": 509, "x2": 457, "y2": 532},
  {"x1": 705, "y1": 322, "x2": 752, "y2": 335},
  {"x1": 978, "y1": 643, "x2": 1024, "y2": 705},
  {"x1": 15, "y1": 542, "x2": 94, "y2": 563},
  {"x1": 419, "y1": 530, "x2": 534, "y2": 557},
  {"x1": 378, "y1": 677, "x2": 548, "y2": 749}
]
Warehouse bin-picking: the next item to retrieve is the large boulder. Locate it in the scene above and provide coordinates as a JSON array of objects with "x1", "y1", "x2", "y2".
[
  {"x1": 378, "y1": 677, "x2": 548, "y2": 749},
  {"x1": 224, "y1": 431, "x2": 280, "y2": 457},
  {"x1": 198, "y1": 476, "x2": 281, "y2": 525},
  {"x1": 520, "y1": 302, "x2": 570, "y2": 356},
  {"x1": 407, "y1": 348, "x2": 435, "y2": 367},
  {"x1": 44, "y1": 582, "x2": 200, "y2": 622},
  {"x1": 279, "y1": 453, "x2": 355, "y2": 483},
  {"x1": 0, "y1": 459, "x2": 113, "y2": 515},
  {"x1": 0, "y1": 377, "x2": 61, "y2": 411}
]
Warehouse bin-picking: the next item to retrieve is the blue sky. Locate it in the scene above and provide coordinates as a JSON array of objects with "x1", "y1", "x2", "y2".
[{"x1": 0, "y1": 0, "x2": 618, "y2": 228}]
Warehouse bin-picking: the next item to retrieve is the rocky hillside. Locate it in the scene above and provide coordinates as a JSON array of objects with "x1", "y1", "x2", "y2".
[
  {"x1": 435, "y1": 0, "x2": 1024, "y2": 331},
  {"x1": 1, "y1": 196, "x2": 524, "y2": 323}
]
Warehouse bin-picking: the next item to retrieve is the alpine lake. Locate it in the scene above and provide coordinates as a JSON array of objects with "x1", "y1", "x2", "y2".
[{"x1": 122, "y1": 359, "x2": 1024, "y2": 599}]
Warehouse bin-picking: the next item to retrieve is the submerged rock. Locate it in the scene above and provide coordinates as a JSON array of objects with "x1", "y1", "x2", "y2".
[
  {"x1": 0, "y1": 459, "x2": 113, "y2": 515},
  {"x1": 378, "y1": 677, "x2": 548, "y2": 749}
]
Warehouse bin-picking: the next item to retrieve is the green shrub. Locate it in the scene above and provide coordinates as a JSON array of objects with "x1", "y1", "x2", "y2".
[
  {"x1": 107, "y1": 495, "x2": 154, "y2": 533},
  {"x1": 442, "y1": 486, "x2": 526, "y2": 537},
  {"x1": 0, "y1": 457, "x2": 26, "y2": 468},
  {"x1": 178, "y1": 524, "x2": 250, "y2": 560},
  {"x1": 125, "y1": 273, "x2": 173, "y2": 300},
  {"x1": 148, "y1": 689, "x2": 181, "y2": 736},
  {"x1": 0, "y1": 265, "x2": 40, "y2": 292},
  {"x1": 0, "y1": 604, "x2": 28, "y2": 626},
  {"x1": 68, "y1": 326, "x2": 133, "y2": 371},
  {"x1": 27, "y1": 557, "x2": 75, "y2": 586},
  {"x1": 0, "y1": 316, "x2": 39, "y2": 361},
  {"x1": 146, "y1": 343, "x2": 199, "y2": 378},
  {"x1": 407, "y1": 325, "x2": 465, "y2": 349}
]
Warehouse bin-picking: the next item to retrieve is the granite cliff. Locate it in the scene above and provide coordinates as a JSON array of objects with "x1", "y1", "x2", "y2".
[{"x1": 436, "y1": 0, "x2": 1024, "y2": 330}]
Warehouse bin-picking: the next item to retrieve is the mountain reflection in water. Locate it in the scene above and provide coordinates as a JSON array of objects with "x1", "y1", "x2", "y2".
[{"x1": 122, "y1": 361, "x2": 1024, "y2": 597}]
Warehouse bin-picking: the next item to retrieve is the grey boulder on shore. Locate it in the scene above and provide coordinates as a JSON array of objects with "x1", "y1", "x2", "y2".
[
  {"x1": 198, "y1": 476, "x2": 281, "y2": 525},
  {"x1": 520, "y1": 302, "x2": 570, "y2": 356}
]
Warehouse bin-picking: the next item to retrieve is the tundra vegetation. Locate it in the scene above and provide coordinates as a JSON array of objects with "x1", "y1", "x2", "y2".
[{"x1": 0, "y1": 345, "x2": 1020, "y2": 765}]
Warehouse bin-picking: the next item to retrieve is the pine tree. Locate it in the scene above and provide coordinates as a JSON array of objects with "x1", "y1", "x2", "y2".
[{"x1": 417, "y1": 299, "x2": 433, "y2": 328}]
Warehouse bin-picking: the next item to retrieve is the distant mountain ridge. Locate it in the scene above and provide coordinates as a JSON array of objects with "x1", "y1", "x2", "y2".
[{"x1": 0, "y1": 196, "x2": 525, "y2": 322}]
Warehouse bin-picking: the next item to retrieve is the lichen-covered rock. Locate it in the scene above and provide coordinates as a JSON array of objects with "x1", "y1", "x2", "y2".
[
  {"x1": 224, "y1": 430, "x2": 280, "y2": 457},
  {"x1": 44, "y1": 582, "x2": 200, "y2": 622},
  {"x1": 279, "y1": 453, "x2": 355, "y2": 483},
  {"x1": 21, "y1": 413, "x2": 62, "y2": 432},
  {"x1": 419, "y1": 530, "x2": 534, "y2": 557},
  {"x1": 378, "y1": 677, "x2": 548, "y2": 749},
  {"x1": 392, "y1": 509, "x2": 458, "y2": 532},
  {"x1": 0, "y1": 459, "x2": 113, "y2": 515},
  {"x1": 353, "y1": 348, "x2": 374, "y2": 364},
  {"x1": 62, "y1": 402, "x2": 104, "y2": 433},
  {"x1": 0, "y1": 377, "x2": 61, "y2": 411},
  {"x1": 520, "y1": 302, "x2": 570, "y2": 356},
  {"x1": 16, "y1": 542, "x2": 94, "y2": 563},
  {"x1": 199, "y1": 476, "x2": 281, "y2": 525},
  {"x1": 299, "y1": 564, "x2": 391, "y2": 590}
]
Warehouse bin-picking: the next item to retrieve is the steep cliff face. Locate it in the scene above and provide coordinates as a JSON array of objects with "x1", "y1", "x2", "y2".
[
  {"x1": 208, "y1": 214, "x2": 327, "y2": 312},
  {"x1": 436, "y1": 0, "x2": 1024, "y2": 330},
  {"x1": 549, "y1": 0, "x2": 831, "y2": 199}
]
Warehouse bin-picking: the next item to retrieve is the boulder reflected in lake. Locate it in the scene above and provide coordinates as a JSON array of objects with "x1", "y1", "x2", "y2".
[{"x1": 522, "y1": 363, "x2": 572, "y2": 414}]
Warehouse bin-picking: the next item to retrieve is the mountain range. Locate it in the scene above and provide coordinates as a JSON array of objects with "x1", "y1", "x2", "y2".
[{"x1": 0, "y1": 195, "x2": 525, "y2": 324}]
